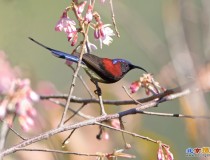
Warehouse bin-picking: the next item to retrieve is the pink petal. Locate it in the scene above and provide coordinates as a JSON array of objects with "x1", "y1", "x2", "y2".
[
  {"x1": 0, "y1": 103, "x2": 7, "y2": 119},
  {"x1": 55, "y1": 23, "x2": 63, "y2": 32},
  {"x1": 29, "y1": 91, "x2": 40, "y2": 102},
  {"x1": 19, "y1": 116, "x2": 30, "y2": 132},
  {"x1": 71, "y1": 33, "x2": 78, "y2": 46},
  {"x1": 103, "y1": 132, "x2": 109, "y2": 140},
  {"x1": 94, "y1": 29, "x2": 100, "y2": 39},
  {"x1": 157, "y1": 146, "x2": 165, "y2": 160},
  {"x1": 111, "y1": 119, "x2": 120, "y2": 129},
  {"x1": 65, "y1": 60, "x2": 73, "y2": 66},
  {"x1": 85, "y1": 5, "x2": 93, "y2": 23},
  {"x1": 27, "y1": 107, "x2": 37, "y2": 117},
  {"x1": 77, "y1": 1, "x2": 87, "y2": 14},
  {"x1": 130, "y1": 81, "x2": 140, "y2": 93}
]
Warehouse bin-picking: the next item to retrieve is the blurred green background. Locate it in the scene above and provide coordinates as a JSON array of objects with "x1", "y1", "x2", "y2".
[{"x1": 1, "y1": 0, "x2": 210, "y2": 159}]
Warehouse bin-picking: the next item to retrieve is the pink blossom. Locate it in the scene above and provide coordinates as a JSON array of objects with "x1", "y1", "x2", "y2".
[
  {"x1": 67, "y1": 31, "x2": 78, "y2": 46},
  {"x1": 110, "y1": 119, "x2": 120, "y2": 129},
  {"x1": 19, "y1": 115, "x2": 34, "y2": 132},
  {"x1": 0, "y1": 99, "x2": 8, "y2": 119},
  {"x1": 157, "y1": 144, "x2": 165, "y2": 160},
  {"x1": 130, "y1": 81, "x2": 141, "y2": 93},
  {"x1": 55, "y1": 8, "x2": 80, "y2": 46},
  {"x1": 0, "y1": 51, "x2": 18, "y2": 94},
  {"x1": 130, "y1": 74, "x2": 166, "y2": 95},
  {"x1": 28, "y1": 90, "x2": 40, "y2": 102},
  {"x1": 102, "y1": 131, "x2": 110, "y2": 140},
  {"x1": 55, "y1": 9, "x2": 76, "y2": 33},
  {"x1": 0, "y1": 78, "x2": 39, "y2": 131},
  {"x1": 94, "y1": 23, "x2": 115, "y2": 48},
  {"x1": 76, "y1": 1, "x2": 87, "y2": 15},
  {"x1": 157, "y1": 143, "x2": 174, "y2": 160},
  {"x1": 0, "y1": 52, "x2": 38, "y2": 131},
  {"x1": 85, "y1": 5, "x2": 93, "y2": 23},
  {"x1": 164, "y1": 146, "x2": 174, "y2": 160}
]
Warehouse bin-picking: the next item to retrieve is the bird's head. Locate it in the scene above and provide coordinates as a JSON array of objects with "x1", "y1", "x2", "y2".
[{"x1": 113, "y1": 59, "x2": 147, "y2": 75}]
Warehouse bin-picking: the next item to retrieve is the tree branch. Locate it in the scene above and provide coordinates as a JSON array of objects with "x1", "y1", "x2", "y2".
[
  {"x1": 40, "y1": 86, "x2": 184, "y2": 105},
  {"x1": 1, "y1": 86, "x2": 209, "y2": 158}
]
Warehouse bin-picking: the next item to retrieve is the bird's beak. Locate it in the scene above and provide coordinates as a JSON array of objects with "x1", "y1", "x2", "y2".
[{"x1": 132, "y1": 65, "x2": 148, "y2": 73}]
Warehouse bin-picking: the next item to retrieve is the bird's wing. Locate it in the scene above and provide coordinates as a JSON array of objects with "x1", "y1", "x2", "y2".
[
  {"x1": 82, "y1": 54, "x2": 119, "y2": 83},
  {"x1": 82, "y1": 54, "x2": 105, "y2": 73}
]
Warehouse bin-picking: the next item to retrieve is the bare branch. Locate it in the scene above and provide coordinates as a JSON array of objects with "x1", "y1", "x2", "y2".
[
  {"x1": 96, "y1": 122, "x2": 157, "y2": 143},
  {"x1": 15, "y1": 148, "x2": 98, "y2": 157},
  {"x1": 40, "y1": 86, "x2": 184, "y2": 105},
  {"x1": 1, "y1": 86, "x2": 209, "y2": 158}
]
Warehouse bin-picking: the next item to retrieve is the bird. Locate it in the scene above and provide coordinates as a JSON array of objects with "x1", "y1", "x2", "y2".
[{"x1": 29, "y1": 37, "x2": 147, "y2": 94}]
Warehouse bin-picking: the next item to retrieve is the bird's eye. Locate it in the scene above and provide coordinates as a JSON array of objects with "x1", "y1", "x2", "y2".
[
  {"x1": 121, "y1": 63, "x2": 130, "y2": 73},
  {"x1": 125, "y1": 63, "x2": 128, "y2": 68}
]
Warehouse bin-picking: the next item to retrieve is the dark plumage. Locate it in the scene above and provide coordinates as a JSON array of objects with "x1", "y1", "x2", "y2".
[{"x1": 29, "y1": 37, "x2": 147, "y2": 84}]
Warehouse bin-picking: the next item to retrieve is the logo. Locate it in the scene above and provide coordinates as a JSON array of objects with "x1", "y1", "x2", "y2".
[{"x1": 186, "y1": 147, "x2": 210, "y2": 157}]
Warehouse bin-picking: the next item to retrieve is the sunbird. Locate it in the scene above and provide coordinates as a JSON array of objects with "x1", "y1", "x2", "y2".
[{"x1": 29, "y1": 37, "x2": 147, "y2": 93}]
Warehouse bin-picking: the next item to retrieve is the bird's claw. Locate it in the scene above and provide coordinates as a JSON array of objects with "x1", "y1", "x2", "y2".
[{"x1": 94, "y1": 89, "x2": 102, "y2": 96}]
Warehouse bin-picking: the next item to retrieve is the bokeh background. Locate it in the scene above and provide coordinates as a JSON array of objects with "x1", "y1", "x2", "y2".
[{"x1": 1, "y1": 0, "x2": 210, "y2": 159}]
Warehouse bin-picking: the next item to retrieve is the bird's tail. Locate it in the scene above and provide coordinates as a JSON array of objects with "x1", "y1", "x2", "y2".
[{"x1": 28, "y1": 37, "x2": 80, "y2": 63}]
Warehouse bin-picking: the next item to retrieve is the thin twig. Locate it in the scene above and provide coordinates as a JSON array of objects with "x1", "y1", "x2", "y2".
[
  {"x1": 64, "y1": 103, "x2": 88, "y2": 123},
  {"x1": 0, "y1": 119, "x2": 26, "y2": 140},
  {"x1": 122, "y1": 86, "x2": 141, "y2": 105},
  {"x1": 48, "y1": 99, "x2": 93, "y2": 119},
  {"x1": 96, "y1": 125, "x2": 103, "y2": 140},
  {"x1": 119, "y1": 118, "x2": 131, "y2": 149},
  {"x1": 138, "y1": 110, "x2": 210, "y2": 119},
  {"x1": 109, "y1": 0, "x2": 120, "y2": 37},
  {"x1": 95, "y1": 122, "x2": 157, "y2": 144},
  {"x1": 15, "y1": 148, "x2": 98, "y2": 156},
  {"x1": 58, "y1": 0, "x2": 96, "y2": 127},
  {"x1": 98, "y1": 95, "x2": 106, "y2": 115},
  {"x1": 62, "y1": 129, "x2": 76, "y2": 147},
  {"x1": 69, "y1": 65, "x2": 95, "y2": 98}
]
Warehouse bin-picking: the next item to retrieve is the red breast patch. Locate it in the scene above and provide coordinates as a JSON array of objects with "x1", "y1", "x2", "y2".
[{"x1": 102, "y1": 59, "x2": 122, "y2": 77}]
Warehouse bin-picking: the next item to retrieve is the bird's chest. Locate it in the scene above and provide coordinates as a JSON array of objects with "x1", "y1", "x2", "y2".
[{"x1": 101, "y1": 59, "x2": 122, "y2": 78}]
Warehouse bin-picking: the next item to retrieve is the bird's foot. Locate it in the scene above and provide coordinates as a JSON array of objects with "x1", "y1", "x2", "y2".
[{"x1": 94, "y1": 89, "x2": 102, "y2": 96}]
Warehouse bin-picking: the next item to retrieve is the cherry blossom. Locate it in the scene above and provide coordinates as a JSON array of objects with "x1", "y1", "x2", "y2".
[
  {"x1": 55, "y1": 8, "x2": 78, "y2": 46},
  {"x1": 130, "y1": 81, "x2": 141, "y2": 94},
  {"x1": 0, "y1": 52, "x2": 39, "y2": 131},
  {"x1": 0, "y1": 51, "x2": 18, "y2": 94},
  {"x1": 75, "y1": 1, "x2": 87, "y2": 17},
  {"x1": 55, "y1": 9, "x2": 76, "y2": 33},
  {"x1": 130, "y1": 73, "x2": 166, "y2": 95},
  {"x1": 85, "y1": 4, "x2": 93, "y2": 23},
  {"x1": 157, "y1": 142, "x2": 174, "y2": 160},
  {"x1": 94, "y1": 23, "x2": 115, "y2": 48}
]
